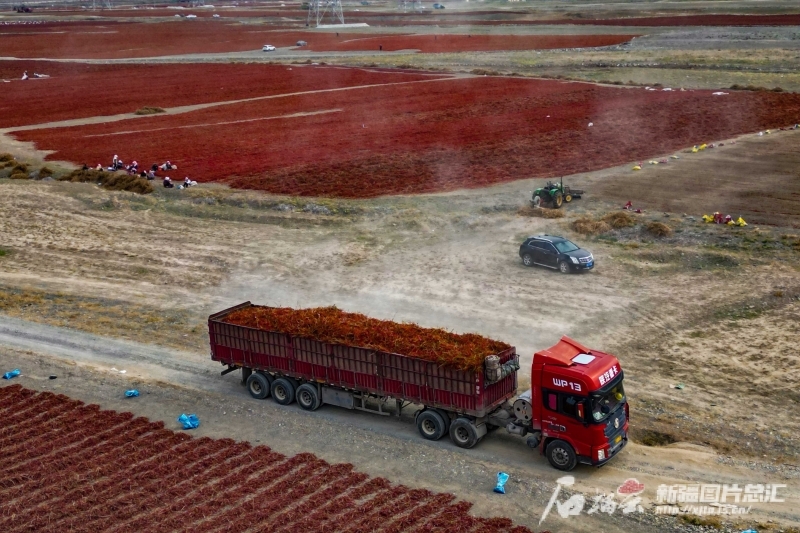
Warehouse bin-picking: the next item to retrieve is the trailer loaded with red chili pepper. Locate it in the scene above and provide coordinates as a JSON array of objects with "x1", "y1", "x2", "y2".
[{"x1": 209, "y1": 302, "x2": 628, "y2": 471}]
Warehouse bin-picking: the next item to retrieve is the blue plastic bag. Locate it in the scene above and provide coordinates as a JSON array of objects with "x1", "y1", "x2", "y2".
[
  {"x1": 494, "y1": 472, "x2": 510, "y2": 494},
  {"x1": 125, "y1": 390, "x2": 140, "y2": 398},
  {"x1": 3, "y1": 369, "x2": 20, "y2": 380},
  {"x1": 178, "y1": 413, "x2": 200, "y2": 430},
  {"x1": 740, "y1": 530, "x2": 757, "y2": 533}
]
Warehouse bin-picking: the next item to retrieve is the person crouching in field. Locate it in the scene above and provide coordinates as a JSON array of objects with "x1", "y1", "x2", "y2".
[{"x1": 163, "y1": 177, "x2": 174, "y2": 188}]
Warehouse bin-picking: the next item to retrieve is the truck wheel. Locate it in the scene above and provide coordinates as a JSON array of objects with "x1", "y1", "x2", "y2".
[
  {"x1": 522, "y1": 254, "x2": 533, "y2": 267},
  {"x1": 271, "y1": 377, "x2": 296, "y2": 405},
  {"x1": 417, "y1": 410, "x2": 446, "y2": 441},
  {"x1": 546, "y1": 439, "x2": 577, "y2": 471},
  {"x1": 296, "y1": 383, "x2": 321, "y2": 411},
  {"x1": 553, "y1": 193, "x2": 563, "y2": 208},
  {"x1": 558, "y1": 261, "x2": 571, "y2": 274},
  {"x1": 246, "y1": 373, "x2": 271, "y2": 400},
  {"x1": 449, "y1": 418, "x2": 478, "y2": 449}
]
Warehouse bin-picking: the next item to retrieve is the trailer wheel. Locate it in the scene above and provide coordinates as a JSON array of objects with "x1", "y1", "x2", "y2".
[
  {"x1": 449, "y1": 418, "x2": 478, "y2": 449},
  {"x1": 246, "y1": 373, "x2": 271, "y2": 400},
  {"x1": 271, "y1": 377, "x2": 296, "y2": 405},
  {"x1": 296, "y1": 384, "x2": 321, "y2": 411},
  {"x1": 546, "y1": 439, "x2": 577, "y2": 471},
  {"x1": 417, "y1": 410, "x2": 446, "y2": 441}
]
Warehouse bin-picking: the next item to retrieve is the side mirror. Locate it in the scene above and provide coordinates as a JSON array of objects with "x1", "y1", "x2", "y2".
[{"x1": 576, "y1": 402, "x2": 585, "y2": 420}]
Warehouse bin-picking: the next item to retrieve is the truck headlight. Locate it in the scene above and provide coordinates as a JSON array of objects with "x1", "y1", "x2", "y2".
[
  {"x1": 597, "y1": 449, "x2": 605, "y2": 460},
  {"x1": 570, "y1": 256, "x2": 579, "y2": 264}
]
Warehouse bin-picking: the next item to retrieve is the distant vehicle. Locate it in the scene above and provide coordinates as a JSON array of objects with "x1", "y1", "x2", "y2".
[
  {"x1": 296, "y1": 40, "x2": 308, "y2": 46},
  {"x1": 519, "y1": 235, "x2": 594, "y2": 273},
  {"x1": 212, "y1": 14, "x2": 221, "y2": 18},
  {"x1": 186, "y1": 14, "x2": 197, "y2": 18},
  {"x1": 262, "y1": 44, "x2": 276, "y2": 51},
  {"x1": 433, "y1": 3, "x2": 445, "y2": 8}
]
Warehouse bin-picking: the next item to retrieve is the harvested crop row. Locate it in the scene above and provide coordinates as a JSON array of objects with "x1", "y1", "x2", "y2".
[
  {"x1": 223, "y1": 305, "x2": 512, "y2": 372},
  {"x1": 0, "y1": 384, "x2": 534, "y2": 532}
]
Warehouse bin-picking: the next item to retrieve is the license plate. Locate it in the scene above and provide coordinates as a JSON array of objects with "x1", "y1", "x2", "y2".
[
  {"x1": 586, "y1": 262, "x2": 594, "y2": 268},
  {"x1": 614, "y1": 435, "x2": 622, "y2": 444}
]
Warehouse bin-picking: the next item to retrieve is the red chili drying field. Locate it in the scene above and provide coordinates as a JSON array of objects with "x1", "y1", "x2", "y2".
[
  {"x1": 0, "y1": 385, "x2": 535, "y2": 533},
  {"x1": 13, "y1": 65, "x2": 800, "y2": 198},
  {"x1": 307, "y1": 34, "x2": 637, "y2": 53},
  {"x1": 0, "y1": 20, "x2": 634, "y2": 59},
  {"x1": 0, "y1": 61, "x2": 442, "y2": 128}
]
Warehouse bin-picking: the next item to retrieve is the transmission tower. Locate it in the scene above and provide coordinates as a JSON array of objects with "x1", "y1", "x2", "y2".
[
  {"x1": 307, "y1": 0, "x2": 344, "y2": 27},
  {"x1": 399, "y1": 0, "x2": 422, "y2": 12}
]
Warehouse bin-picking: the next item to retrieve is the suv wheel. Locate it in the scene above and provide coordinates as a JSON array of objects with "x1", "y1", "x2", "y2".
[
  {"x1": 558, "y1": 261, "x2": 570, "y2": 274},
  {"x1": 522, "y1": 253, "x2": 533, "y2": 267}
]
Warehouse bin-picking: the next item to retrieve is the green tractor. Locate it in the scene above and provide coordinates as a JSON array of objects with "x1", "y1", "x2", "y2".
[{"x1": 531, "y1": 178, "x2": 584, "y2": 209}]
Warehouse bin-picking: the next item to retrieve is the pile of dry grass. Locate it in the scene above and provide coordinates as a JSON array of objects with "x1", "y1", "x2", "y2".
[
  {"x1": 0, "y1": 153, "x2": 15, "y2": 169},
  {"x1": 517, "y1": 206, "x2": 565, "y2": 219},
  {"x1": 38, "y1": 167, "x2": 54, "y2": 179},
  {"x1": 601, "y1": 211, "x2": 636, "y2": 229},
  {"x1": 645, "y1": 221, "x2": 673, "y2": 238},
  {"x1": 58, "y1": 169, "x2": 153, "y2": 194},
  {"x1": 134, "y1": 106, "x2": 166, "y2": 115},
  {"x1": 9, "y1": 163, "x2": 29, "y2": 180},
  {"x1": 571, "y1": 217, "x2": 611, "y2": 235}
]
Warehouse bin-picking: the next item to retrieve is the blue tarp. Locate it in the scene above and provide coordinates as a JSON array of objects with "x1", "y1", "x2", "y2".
[
  {"x1": 125, "y1": 390, "x2": 140, "y2": 398},
  {"x1": 493, "y1": 472, "x2": 510, "y2": 494},
  {"x1": 178, "y1": 413, "x2": 200, "y2": 430},
  {"x1": 2, "y1": 369, "x2": 20, "y2": 380}
]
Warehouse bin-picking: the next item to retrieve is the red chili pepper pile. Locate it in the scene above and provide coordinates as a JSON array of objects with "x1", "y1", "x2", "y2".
[{"x1": 223, "y1": 305, "x2": 511, "y2": 372}]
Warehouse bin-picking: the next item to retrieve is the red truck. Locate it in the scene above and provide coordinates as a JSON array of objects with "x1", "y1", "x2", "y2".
[{"x1": 209, "y1": 302, "x2": 628, "y2": 471}]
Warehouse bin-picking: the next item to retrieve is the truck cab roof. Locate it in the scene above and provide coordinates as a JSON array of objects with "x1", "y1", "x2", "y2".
[{"x1": 535, "y1": 336, "x2": 622, "y2": 392}]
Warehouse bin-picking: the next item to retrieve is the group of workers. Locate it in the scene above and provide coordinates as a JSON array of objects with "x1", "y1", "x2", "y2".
[{"x1": 86, "y1": 155, "x2": 198, "y2": 190}]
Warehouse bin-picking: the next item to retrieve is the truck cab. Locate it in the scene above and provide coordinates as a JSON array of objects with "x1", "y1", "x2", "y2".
[{"x1": 503, "y1": 336, "x2": 628, "y2": 470}]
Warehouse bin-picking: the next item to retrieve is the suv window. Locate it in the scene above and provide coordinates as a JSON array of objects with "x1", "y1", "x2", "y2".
[{"x1": 541, "y1": 243, "x2": 556, "y2": 253}]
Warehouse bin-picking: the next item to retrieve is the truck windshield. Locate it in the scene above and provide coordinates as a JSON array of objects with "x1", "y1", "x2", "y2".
[
  {"x1": 554, "y1": 241, "x2": 579, "y2": 253},
  {"x1": 591, "y1": 381, "x2": 625, "y2": 422}
]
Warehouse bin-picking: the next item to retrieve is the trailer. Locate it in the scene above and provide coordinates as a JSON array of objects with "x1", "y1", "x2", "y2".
[
  {"x1": 209, "y1": 302, "x2": 518, "y2": 447},
  {"x1": 209, "y1": 302, "x2": 629, "y2": 470}
]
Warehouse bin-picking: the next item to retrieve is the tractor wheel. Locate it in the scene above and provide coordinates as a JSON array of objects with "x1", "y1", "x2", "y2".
[
  {"x1": 553, "y1": 193, "x2": 563, "y2": 208},
  {"x1": 565, "y1": 194, "x2": 573, "y2": 203}
]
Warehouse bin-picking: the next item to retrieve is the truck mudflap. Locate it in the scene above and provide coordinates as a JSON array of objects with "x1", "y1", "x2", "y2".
[{"x1": 578, "y1": 434, "x2": 628, "y2": 467}]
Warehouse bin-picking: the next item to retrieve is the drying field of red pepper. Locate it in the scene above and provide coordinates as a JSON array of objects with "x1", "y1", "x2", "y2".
[
  {"x1": 12, "y1": 65, "x2": 800, "y2": 197},
  {"x1": 0, "y1": 61, "x2": 441, "y2": 129},
  {"x1": 0, "y1": 20, "x2": 634, "y2": 59},
  {"x1": 306, "y1": 33, "x2": 637, "y2": 53},
  {"x1": 0, "y1": 385, "x2": 535, "y2": 533},
  {"x1": 223, "y1": 305, "x2": 511, "y2": 372}
]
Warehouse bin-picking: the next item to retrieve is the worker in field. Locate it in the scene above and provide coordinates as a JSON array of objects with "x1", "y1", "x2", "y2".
[
  {"x1": 163, "y1": 177, "x2": 174, "y2": 188},
  {"x1": 21, "y1": 70, "x2": 28, "y2": 80}
]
